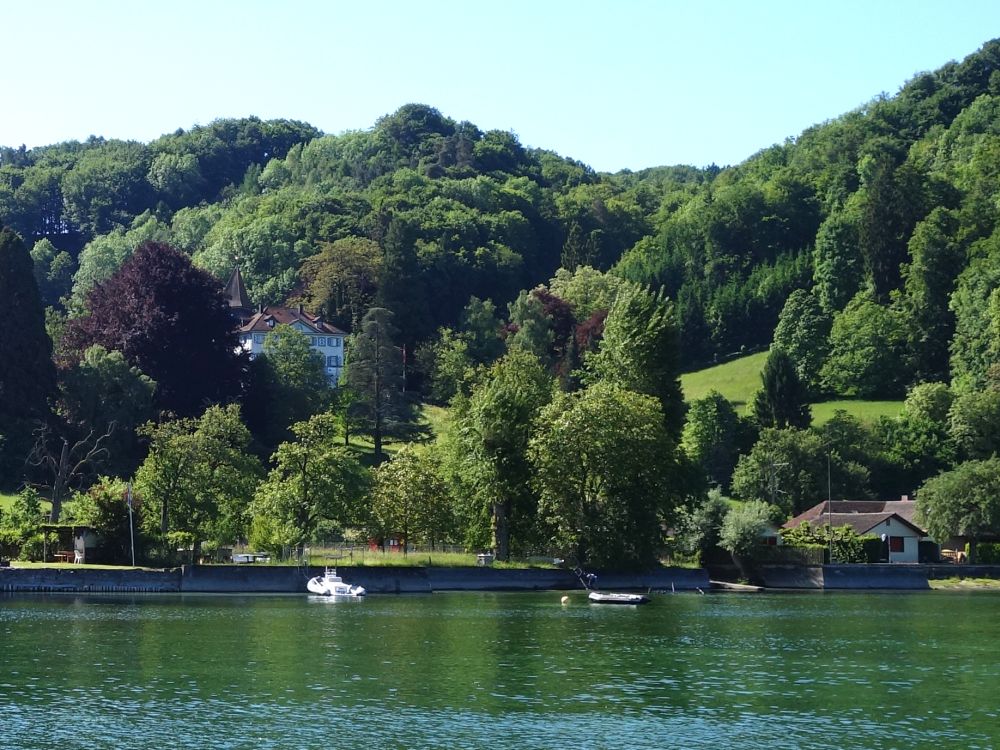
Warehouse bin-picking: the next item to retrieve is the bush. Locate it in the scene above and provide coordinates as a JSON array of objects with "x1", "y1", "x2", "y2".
[
  {"x1": 918, "y1": 540, "x2": 940, "y2": 563},
  {"x1": 782, "y1": 521, "x2": 877, "y2": 563},
  {"x1": 757, "y1": 544, "x2": 826, "y2": 565},
  {"x1": 17, "y1": 532, "x2": 44, "y2": 561},
  {"x1": 972, "y1": 542, "x2": 1000, "y2": 564},
  {"x1": 719, "y1": 501, "x2": 782, "y2": 559},
  {"x1": 0, "y1": 527, "x2": 21, "y2": 558}
]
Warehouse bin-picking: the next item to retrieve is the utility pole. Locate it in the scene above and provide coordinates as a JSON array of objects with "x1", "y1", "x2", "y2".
[{"x1": 827, "y1": 453, "x2": 833, "y2": 565}]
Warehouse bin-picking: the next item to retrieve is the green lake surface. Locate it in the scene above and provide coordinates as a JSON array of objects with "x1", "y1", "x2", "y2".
[{"x1": 1, "y1": 590, "x2": 998, "y2": 749}]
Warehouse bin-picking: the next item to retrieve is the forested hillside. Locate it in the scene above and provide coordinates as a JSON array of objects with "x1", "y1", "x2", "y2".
[
  {"x1": 5, "y1": 42, "x2": 1000, "y2": 393},
  {"x1": 3, "y1": 39, "x2": 1000, "y2": 567}
]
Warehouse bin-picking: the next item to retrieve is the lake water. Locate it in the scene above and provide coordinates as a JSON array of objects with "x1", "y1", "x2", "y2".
[{"x1": 1, "y1": 590, "x2": 998, "y2": 749}]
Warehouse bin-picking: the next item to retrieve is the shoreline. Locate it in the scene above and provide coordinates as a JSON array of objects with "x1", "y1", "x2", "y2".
[
  {"x1": 3, "y1": 562, "x2": 998, "y2": 594},
  {"x1": 0, "y1": 564, "x2": 710, "y2": 595}
]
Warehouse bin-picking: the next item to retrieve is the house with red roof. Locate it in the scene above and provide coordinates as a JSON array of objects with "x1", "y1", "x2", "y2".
[
  {"x1": 225, "y1": 268, "x2": 347, "y2": 384},
  {"x1": 783, "y1": 499, "x2": 928, "y2": 563}
]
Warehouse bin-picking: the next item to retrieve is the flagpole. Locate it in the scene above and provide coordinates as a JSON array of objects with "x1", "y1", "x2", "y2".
[{"x1": 127, "y1": 481, "x2": 135, "y2": 567}]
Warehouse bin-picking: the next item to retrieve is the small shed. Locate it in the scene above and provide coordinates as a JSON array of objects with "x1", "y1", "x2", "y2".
[{"x1": 41, "y1": 524, "x2": 99, "y2": 563}]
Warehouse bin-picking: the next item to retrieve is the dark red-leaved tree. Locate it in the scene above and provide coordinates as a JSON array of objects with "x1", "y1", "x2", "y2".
[{"x1": 64, "y1": 242, "x2": 244, "y2": 416}]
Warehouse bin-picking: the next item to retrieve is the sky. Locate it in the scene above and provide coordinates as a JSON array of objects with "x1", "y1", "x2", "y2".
[{"x1": 3, "y1": 0, "x2": 1000, "y2": 172}]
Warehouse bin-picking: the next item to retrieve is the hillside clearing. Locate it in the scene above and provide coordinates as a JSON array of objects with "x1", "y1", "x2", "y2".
[{"x1": 681, "y1": 352, "x2": 902, "y2": 425}]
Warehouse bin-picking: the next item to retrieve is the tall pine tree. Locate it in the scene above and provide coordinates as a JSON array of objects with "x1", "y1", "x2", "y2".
[
  {"x1": 752, "y1": 348, "x2": 812, "y2": 429},
  {"x1": 0, "y1": 226, "x2": 56, "y2": 486}
]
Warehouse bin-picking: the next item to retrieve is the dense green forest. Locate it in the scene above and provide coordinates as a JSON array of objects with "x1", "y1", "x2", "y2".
[{"x1": 3, "y1": 39, "x2": 1000, "y2": 568}]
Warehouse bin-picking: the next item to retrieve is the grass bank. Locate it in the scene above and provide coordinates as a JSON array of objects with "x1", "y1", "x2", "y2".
[
  {"x1": 308, "y1": 548, "x2": 556, "y2": 569},
  {"x1": 929, "y1": 577, "x2": 1000, "y2": 590}
]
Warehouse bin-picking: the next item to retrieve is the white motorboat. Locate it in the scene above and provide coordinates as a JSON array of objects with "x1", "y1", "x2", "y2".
[
  {"x1": 307, "y1": 568, "x2": 366, "y2": 597},
  {"x1": 574, "y1": 566, "x2": 649, "y2": 605},
  {"x1": 588, "y1": 591, "x2": 649, "y2": 605}
]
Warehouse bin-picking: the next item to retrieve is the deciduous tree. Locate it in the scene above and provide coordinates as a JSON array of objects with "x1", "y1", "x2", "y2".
[
  {"x1": 64, "y1": 241, "x2": 244, "y2": 416},
  {"x1": 367, "y1": 445, "x2": 456, "y2": 552},
  {"x1": 916, "y1": 457, "x2": 1000, "y2": 562},
  {"x1": 530, "y1": 382, "x2": 680, "y2": 570},
  {"x1": 682, "y1": 390, "x2": 755, "y2": 491},
  {"x1": 587, "y1": 283, "x2": 685, "y2": 439},
  {"x1": 249, "y1": 412, "x2": 369, "y2": 553},
  {"x1": 447, "y1": 349, "x2": 553, "y2": 560},
  {"x1": 135, "y1": 405, "x2": 262, "y2": 553}
]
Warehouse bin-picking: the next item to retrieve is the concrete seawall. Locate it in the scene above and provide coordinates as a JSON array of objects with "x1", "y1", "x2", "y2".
[
  {"x1": 8, "y1": 563, "x2": 977, "y2": 594},
  {"x1": 0, "y1": 565, "x2": 710, "y2": 594},
  {"x1": 762, "y1": 564, "x2": 930, "y2": 590},
  {"x1": 0, "y1": 567, "x2": 179, "y2": 593}
]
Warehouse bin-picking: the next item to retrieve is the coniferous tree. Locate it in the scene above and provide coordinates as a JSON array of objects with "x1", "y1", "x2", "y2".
[
  {"x1": 344, "y1": 307, "x2": 419, "y2": 463},
  {"x1": 753, "y1": 348, "x2": 812, "y2": 429},
  {"x1": 0, "y1": 226, "x2": 56, "y2": 486}
]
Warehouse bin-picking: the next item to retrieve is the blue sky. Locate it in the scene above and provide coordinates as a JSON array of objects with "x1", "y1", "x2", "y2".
[{"x1": 4, "y1": 1, "x2": 1000, "y2": 172}]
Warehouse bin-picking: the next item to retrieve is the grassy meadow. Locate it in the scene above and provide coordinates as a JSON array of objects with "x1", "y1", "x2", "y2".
[
  {"x1": 680, "y1": 352, "x2": 902, "y2": 425},
  {"x1": 0, "y1": 492, "x2": 16, "y2": 512},
  {"x1": 681, "y1": 351, "x2": 768, "y2": 408}
]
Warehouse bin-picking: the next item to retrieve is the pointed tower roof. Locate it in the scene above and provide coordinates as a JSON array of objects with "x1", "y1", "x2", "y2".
[{"x1": 224, "y1": 267, "x2": 252, "y2": 320}]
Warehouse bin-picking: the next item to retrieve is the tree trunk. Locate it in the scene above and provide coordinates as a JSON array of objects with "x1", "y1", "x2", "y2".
[
  {"x1": 48, "y1": 439, "x2": 70, "y2": 523},
  {"x1": 493, "y1": 500, "x2": 510, "y2": 561}
]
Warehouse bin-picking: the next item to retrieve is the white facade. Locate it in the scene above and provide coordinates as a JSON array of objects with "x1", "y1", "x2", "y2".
[
  {"x1": 873, "y1": 515, "x2": 920, "y2": 563},
  {"x1": 238, "y1": 321, "x2": 346, "y2": 385}
]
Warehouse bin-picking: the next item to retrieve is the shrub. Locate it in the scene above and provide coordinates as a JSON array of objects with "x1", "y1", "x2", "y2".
[
  {"x1": 17, "y1": 532, "x2": 44, "y2": 561},
  {"x1": 782, "y1": 521, "x2": 877, "y2": 563},
  {"x1": 719, "y1": 501, "x2": 782, "y2": 560},
  {"x1": 972, "y1": 541, "x2": 1000, "y2": 564}
]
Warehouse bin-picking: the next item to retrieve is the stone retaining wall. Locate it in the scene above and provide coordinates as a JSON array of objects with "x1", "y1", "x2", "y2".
[
  {"x1": 761, "y1": 564, "x2": 930, "y2": 590},
  {"x1": 8, "y1": 563, "x2": 973, "y2": 594},
  {"x1": 0, "y1": 564, "x2": 709, "y2": 594},
  {"x1": 0, "y1": 567, "x2": 179, "y2": 593}
]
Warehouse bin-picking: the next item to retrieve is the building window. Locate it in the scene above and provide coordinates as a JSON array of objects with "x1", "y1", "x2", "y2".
[
  {"x1": 253, "y1": 334, "x2": 264, "y2": 344},
  {"x1": 889, "y1": 536, "x2": 905, "y2": 553},
  {"x1": 332, "y1": 337, "x2": 341, "y2": 348},
  {"x1": 316, "y1": 337, "x2": 326, "y2": 347}
]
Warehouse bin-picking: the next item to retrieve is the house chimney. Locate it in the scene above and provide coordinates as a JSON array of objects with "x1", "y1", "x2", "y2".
[
  {"x1": 900, "y1": 494, "x2": 910, "y2": 502},
  {"x1": 298, "y1": 304, "x2": 304, "y2": 315}
]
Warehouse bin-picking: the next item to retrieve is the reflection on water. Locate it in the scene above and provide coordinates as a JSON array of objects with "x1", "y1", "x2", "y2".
[{"x1": 2, "y1": 591, "x2": 998, "y2": 749}]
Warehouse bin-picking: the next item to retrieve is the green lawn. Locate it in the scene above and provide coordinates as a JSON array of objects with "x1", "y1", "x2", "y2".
[
  {"x1": 0, "y1": 492, "x2": 16, "y2": 512},
  {"x1": 0, "y1": 491, "x2": 53, "y2": 516},
  {"x1": 810, "y1": 400, "x2": 901, "y2": 425},
  {"x1": 680, "y1": 351, "x2": 768, "y2": 408},
  {"x1": 680, "y1": 352, "x2": 902, "y2": 425},
  {"x1": 418, "y1": 403, "x2": 449, "y2": 436}
]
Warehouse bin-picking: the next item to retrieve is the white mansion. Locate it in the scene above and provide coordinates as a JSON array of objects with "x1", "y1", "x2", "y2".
[{"x1": 224, "y1": 269, "x2": 347, "y2": 384}]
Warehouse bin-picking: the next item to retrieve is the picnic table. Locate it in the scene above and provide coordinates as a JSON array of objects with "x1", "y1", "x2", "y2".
[{"x1": 232, "y1": 553, "x2": 270, "y2": 564}]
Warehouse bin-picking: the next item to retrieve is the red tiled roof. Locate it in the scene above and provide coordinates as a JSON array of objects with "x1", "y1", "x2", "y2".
[
  {"x1": 786, "y1": 500, "x2": 920, "y2": 527},
  {"x1": 784, "y1": 500, "x2": 927, "y2": 536},
  {"x1": 238, "y1": 306, "x2": 346, "y2": 336},
  {"x1": 785, "y1": 511, "x2": 923, "y2": 537}
]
